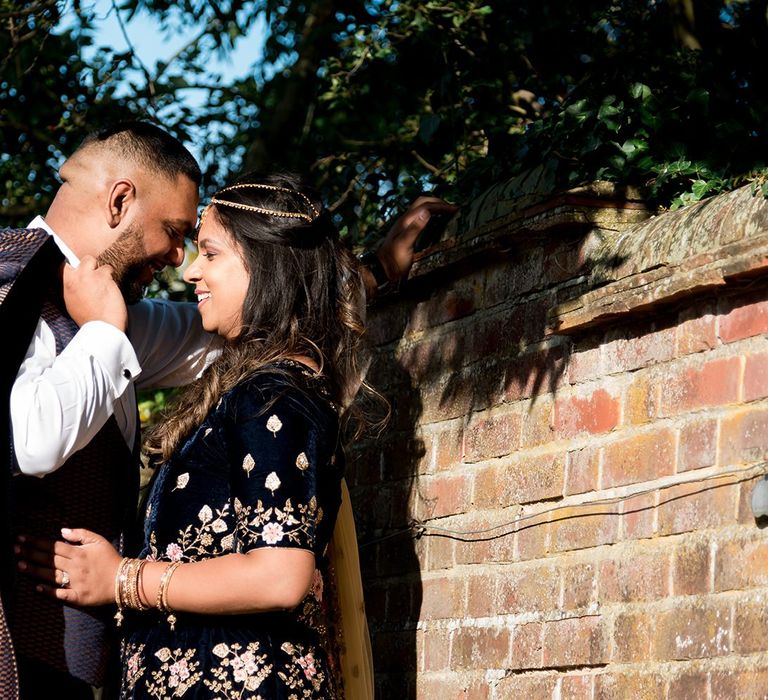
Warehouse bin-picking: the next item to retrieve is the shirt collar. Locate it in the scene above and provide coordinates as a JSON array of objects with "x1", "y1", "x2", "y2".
[{"x1": 28, "y1": 215, "x2": 80, "y2": 266}]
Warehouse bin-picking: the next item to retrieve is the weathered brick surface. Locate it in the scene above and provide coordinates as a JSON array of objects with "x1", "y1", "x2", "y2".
[
  {"x1": 652, "y1": 601, "x2": 732, "y2": 660},
  {"x1": 611, "y1": 610, "x2": 652, "y2": 662},
  {"x1": 354, "y1": 187, "x2": 768, "y2": 698},
  {"x1": 601, "y1": 429, "x2": 676, "y2": 487},
  {"x1": 554, "y1": 387, "x2": 621, "y2": 438}
]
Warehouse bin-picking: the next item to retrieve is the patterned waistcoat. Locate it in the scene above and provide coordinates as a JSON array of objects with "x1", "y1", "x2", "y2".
[{"x1": 1, "y1": 227, "x2": 139, "y2": 687}]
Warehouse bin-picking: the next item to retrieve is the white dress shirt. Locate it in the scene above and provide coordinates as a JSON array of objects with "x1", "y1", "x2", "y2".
[{"x1": 10, "y1": 216, "x2": 218, "y2": 477}]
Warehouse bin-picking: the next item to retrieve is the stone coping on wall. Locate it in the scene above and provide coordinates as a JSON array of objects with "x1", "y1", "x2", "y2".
[
  {"x1": 408, "y1": 179, "x2": 650, "y2": 282},
  {"x1": 405, "y1": 179, "x2": 768, "y2": 335}
]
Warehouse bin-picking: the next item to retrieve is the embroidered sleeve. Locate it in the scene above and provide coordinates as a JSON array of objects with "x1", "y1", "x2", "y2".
[{"x1": 224, "y1": 384, "x2": 331, "y2": 553}]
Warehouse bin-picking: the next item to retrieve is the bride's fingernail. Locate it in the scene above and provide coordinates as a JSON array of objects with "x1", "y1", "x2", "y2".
[{"x1": 61, "y1": 528, "x2": 72, "y2": 536}]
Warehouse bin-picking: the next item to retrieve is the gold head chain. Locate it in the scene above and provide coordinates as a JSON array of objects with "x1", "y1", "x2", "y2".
[{"x1": 199, "y1": 182, "x2": 320, "y2": 227}]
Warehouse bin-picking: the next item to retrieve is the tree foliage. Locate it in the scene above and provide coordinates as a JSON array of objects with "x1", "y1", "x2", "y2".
[{"x1": 2, "y1": 0, "x2": 768, "y2": 240}]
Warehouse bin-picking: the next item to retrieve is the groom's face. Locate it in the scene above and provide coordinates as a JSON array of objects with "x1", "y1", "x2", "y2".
[{"x1": 99, "y1": 173, "x2": 199, "y2": 303}]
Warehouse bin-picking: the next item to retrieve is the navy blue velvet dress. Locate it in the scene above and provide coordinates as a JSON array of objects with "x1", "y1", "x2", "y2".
[{"x1": 119, "y1": 362, "x2": 344, "y2": 699}]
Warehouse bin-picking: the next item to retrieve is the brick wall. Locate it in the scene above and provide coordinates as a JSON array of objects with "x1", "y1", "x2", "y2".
[{"x1": 349, "y1": 183, "x2": 768, "y2": 699}]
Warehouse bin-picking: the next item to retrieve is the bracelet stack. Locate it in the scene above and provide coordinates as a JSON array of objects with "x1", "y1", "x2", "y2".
[
  {"x1": 114, "y1": 558, "x2": 181, "y2": 630},
  {"x1": 156, "y1": 561, "x2": 182, "y2": 631}
]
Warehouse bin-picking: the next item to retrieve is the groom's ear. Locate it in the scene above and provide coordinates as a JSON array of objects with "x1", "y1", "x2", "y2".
[{"x1": 106, "y1": 179, "x2": 136, "y2": 228}]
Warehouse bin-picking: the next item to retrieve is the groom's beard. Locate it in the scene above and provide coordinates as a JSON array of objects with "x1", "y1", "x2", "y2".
[{"x1": 97, "y1": 223, "x2": 153, "y2": 304}]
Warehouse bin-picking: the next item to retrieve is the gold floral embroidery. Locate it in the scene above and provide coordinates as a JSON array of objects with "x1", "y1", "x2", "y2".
[
  {"x1": 148, "y1": 501, "x2": 234, "y2": 561},
  {"x1": 265, "y1": 471, "x2": 281, "y2": 493},
  {"x1": 122, "y1": 642, "x2": 146, "y2": 692},
  {"x1": 278, "y1": 641, "x2": 326, "y2": 694},
  {"x1": 242, "y1": 453, "x2": 255, "y2": 477},
  {"x1": 146, "y1": 647, "x2": 203, "y2": 698},
  {"x1": 234, "y1": 496, "x2": 317, "y2": 549},
  {"x1": 203, "y1": 641, "x2": 273, "y2": 697},
  {"x1": 295, "y1": 452, "x2": 309, "y2": 471},
  {"x1": 266, "y1": 414, "x2": 283, "y2": 436},
  {"x1": 172, "y1": 473, "x2": 190, "y2": 491}
]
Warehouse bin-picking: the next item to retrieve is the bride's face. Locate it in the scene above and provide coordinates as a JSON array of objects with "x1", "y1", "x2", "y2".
[{"x1": 183, "y1": 217, "x2": 250, "y2": 340}]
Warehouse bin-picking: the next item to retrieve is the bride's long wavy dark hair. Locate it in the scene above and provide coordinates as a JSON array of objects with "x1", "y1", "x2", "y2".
[{"x1": 144, "y1": 172, "x2": 369, "y2": 461}]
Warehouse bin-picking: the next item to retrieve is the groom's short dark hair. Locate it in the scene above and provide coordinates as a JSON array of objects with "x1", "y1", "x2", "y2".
[{"x1": 79, "y1": 121, "x2": 201, "y2": 186}]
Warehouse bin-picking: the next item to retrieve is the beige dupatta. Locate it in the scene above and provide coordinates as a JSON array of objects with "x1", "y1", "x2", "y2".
[{"x1": 327, "y1": 479, "x2": 374, "y2": 699}]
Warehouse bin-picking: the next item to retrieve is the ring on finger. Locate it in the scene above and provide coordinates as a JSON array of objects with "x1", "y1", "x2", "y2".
[{"x1": 58, "y1": 570, "x2": 70, "y2": 588}]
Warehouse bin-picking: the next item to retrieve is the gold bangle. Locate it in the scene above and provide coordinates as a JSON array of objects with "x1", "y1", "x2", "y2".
[
  {"x1": 126, "y1": 559, "x2": 150, "y2": 611},
  {"x1": 136, "y1": 559, "x2": 149, "y2": 610},
  {"x1": 114, "y1": 557, "x2": 130, "y2": 627},
  {"x1": 156, "y1": 561, "x2": 182, "y2": 631}
]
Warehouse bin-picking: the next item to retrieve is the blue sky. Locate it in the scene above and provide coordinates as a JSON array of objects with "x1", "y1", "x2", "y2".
[
  {"x1": 85, "y1": 0, "x2": 265, "y2": 82},
  {"x1": 81, "y1": 1, "x2": 267, "y2": 163}
]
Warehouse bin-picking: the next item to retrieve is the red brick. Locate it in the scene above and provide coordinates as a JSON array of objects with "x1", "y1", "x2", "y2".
[
  {"x1": 451, "y1": 626, "x2": 510, "y2": 670},
  {"x1": 520, "y1": 395, "x2": 555, "y2": 448},
  {"x1": 672, "y1": 539, "x2": 711, "y2": 596},
  {"x1": 719, "y1": 294, "x2": 768, "y2": 343},
  {"x1": 474, "y1": 453, "x2": 564, "y2": 508},
  {"x1": 513, "y1": 508, "x2": 550, "y2": 562},
  {"x1": 602, "y1": 325, "x2": 676, "y2": 374},
  {"x1": 501, "y1": 295, "x2": 552, "y2": 348},
  {"x1": 657, "y1": 478, "x2": 738, "y2": 535},
  {"x1": 720, "y1": 406, "x2": 768, "y2": 466},
  {"x1": 463, "y1": 411, "x2": 522, "y2": 463},
  {"x1": 601, "y1": 429, "x2": 675, "y2": 488},
  {"x1": 676, "y1": 306, "x2": 718, "y2": 355},
  {"x1": 659, "y1": 356, "x2": 741, "y2": 416},
  {"x1": 566, "y1": 446, "x2": 600, "y2": 496},
  {"x1": 711, "y1": 669, "x2": 768, "y2": 699},
  {"x1": 743, "y1": 351, "x2": 768, "y2": 402},
  {"x1": 714, "y1": 535, "x2": 768, "y2": 591},
  {"x1": 555, "y1": 388, "x2": 621, "y2": 438},
  {"x1": 623, "y1": 372, "x2": 660, "y2": 425},
  {"x1": 397, "y1": 335, "x2": 458, "y2": 382},
  {"x1": 733, "y1": 596, "x2": 768, "y2": 654},
  {"x1": 421, "y1": 576, "x2": 466, "y2": 620},
  {"x1": 542, "y1": 615, "x2": 607, "y2": 667},
  {"x1": 595, "y1": 671, "x2": 665, "y2": 700},
  {"x1": 568, "y1": 340, "x2": 603, "y2": 384},
  {"x1": 652, "y1": 600, "x2": 732, "y2": 660},
  {"x1": 406, "y1": 278, "x2": 478, "y2": 333},
  {"x1": 611, "y1": 610, "x2": 652, "y2": 662},
  {"x1": 433, "y1": 424, "x2": 464, "y2": 471},
  {"x1": 453, "y1": 511, "x2": 506, "y2": 566},
  {"x1": 414, "y1": 473, "x2": 471, "y2": 520},
  {"x1": 678, "y1": 418, "x2": 717, "y2": 472},
  {"x1": 466, "y1": 573, "x2": 496, "y2": 618},
  {"x1": 509, "y1": 622, "x2": 543, "y2": 670},
  {"x1": 562, "y1": 562, "x2": 597, "y2": 610},
  {"x1": 667, "y1": 672, "x2": 709, "y2": 699},
  {"x1": 497, "y1": 564, "x2": 560, "y2": 615},
  {"x1": 598, "y1": 550, "x2": 670, "y2": 603},
  {"x1": 550, "y1": 504, "x2": 619, "y2": 553},
  {"x1": 425, "y1": 530, "x2": 456, "y2": 571},
  {"x1": 504, "y1": 346, "x2": 566, "y2": 402},
  {"x1": 484, "y1": 252, "x2": 544, "y2": 307},
  {"x1": 421, "y1": 363, "x2": 503, "y2": 423},
  {"x1": 560, "y1": 674, "x2": 594, "y2": 700},
  {"x1": 495, "y1": 672, "x2": 558, "y2": 697},
  {"x1": 422, "y1": 628, "x2": 451, "y2": 672},
  {"x1": 620, "y1": 490, "x2": 658, "y2": 541}
]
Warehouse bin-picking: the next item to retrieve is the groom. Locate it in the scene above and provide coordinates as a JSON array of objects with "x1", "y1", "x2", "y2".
[{"x1": 3, "y1": 120, "x2": 456, "y2": 698}]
